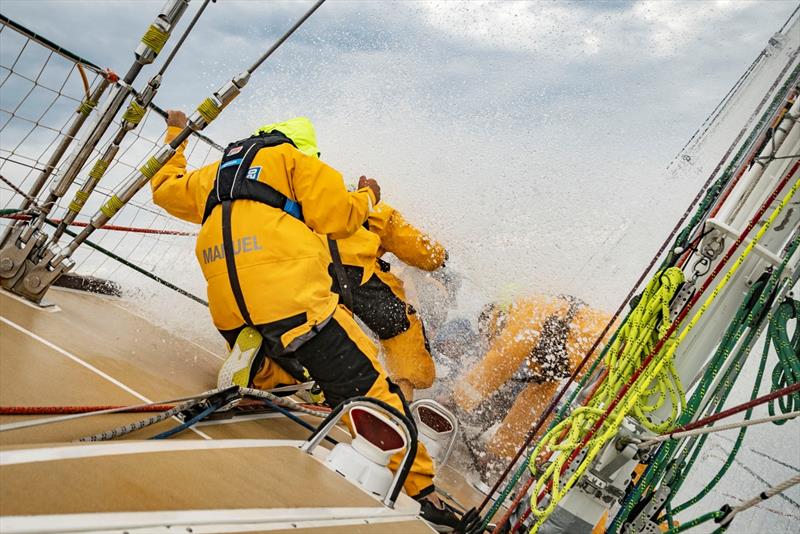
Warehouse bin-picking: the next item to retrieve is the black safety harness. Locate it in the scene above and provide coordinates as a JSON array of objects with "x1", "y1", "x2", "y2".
[
  {"x1": 512, "y1": 295, "x2": 585, "y2": 384},
  {"x1": 203, "y1": 131, "x2": 353, "y2": 327}
]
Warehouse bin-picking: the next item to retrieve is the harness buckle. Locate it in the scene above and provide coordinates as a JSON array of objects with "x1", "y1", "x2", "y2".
[{"x1": 283, "y1": 198, "x2": 302, "y2": 219}]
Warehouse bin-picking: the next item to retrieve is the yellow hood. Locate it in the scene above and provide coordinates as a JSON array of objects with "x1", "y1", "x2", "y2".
[{"x1": 254, "y1": 117, "x2": 320, "y2": 158}]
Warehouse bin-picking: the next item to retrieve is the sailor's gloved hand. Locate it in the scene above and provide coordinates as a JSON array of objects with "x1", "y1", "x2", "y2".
[
  {"x1": 166, "y1": 109, "x2": 187, "y2": 128},
  {"x1": 358, "y1": 175, "x2": 381, "y2": 204},
  {"x1": 431, "y1": 265, "x2": 462, "y2": 302},
  {"x1": 458, "y1": 507, "x2": 483, "y2": 534}
]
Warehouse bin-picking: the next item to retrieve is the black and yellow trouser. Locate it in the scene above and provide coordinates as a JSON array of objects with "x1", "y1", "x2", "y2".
[
  {"x1": 220, "y1": 305, "x2": 436, "y2": 498},
  {"x1": 332, "y1": 264, "x2": 436, "y2": 390}
]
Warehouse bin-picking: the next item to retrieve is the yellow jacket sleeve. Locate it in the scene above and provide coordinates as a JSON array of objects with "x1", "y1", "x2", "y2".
[
  {"x1": 368, "y1": 203, "x2": 446, "y2": 271},
  {"x1": 455, "y1": 296, "x2": 566, "y2": 411},
  {"x1": 150, "y1": 126, "x2": 215, "y2": 224},
  {"x1": 290, "y1": 150, "x2": 375, "y2": 239}
]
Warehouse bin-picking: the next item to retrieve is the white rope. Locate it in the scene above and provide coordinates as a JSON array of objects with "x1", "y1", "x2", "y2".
[
  {"x1": 77, "y1": 398, "x2": 201, "y2": 441},
  {"x1": 240, "y1": 387, "x2": 330, "y2": 418},
  {"x1": 637, "y1": 410, "x2": 800, "y2": 449},
  {"x1": 718, "y1": 473, "x2": 800, "y2": 527}
]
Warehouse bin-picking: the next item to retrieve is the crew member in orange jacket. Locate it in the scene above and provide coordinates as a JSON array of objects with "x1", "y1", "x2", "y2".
[
  {"x1": 436, "y1": 294, "x2": 611, "y2": 479},
  {"x1": 150, "y1": 112, "x2": 462, "y2": 529},
  {"x1": 335, "y1": 204, "x2": 447, "y2": 400}
]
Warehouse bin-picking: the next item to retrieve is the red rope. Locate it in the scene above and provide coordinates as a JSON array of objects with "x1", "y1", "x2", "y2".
[
  {"x1": 537, "y1": 161, "x2": 797, "y2": 504},
  {"x1": 0, "y1": 405, "x2": 176, "y2": 415},
  {"x1": 503, "y1": 384, "x2": 800, "y2": 534},
  {"x1": 475, "y1": 112, "x2": 769, "y2": 515},
  {"x1": 1, "y1": 214, "x2": 195, "y2": 236},
  {"x1": 495, "y1": 164, "x2": 797, "y2": 533},
  {"x1": 668, "y1": 382, "x2": 800, "y2": 435},
  {"x1": 510, "y1": 505, "x2": 532, "y2": 533}
]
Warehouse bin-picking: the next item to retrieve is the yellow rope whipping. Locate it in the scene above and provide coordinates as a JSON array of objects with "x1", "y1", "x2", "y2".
[
  {"x1": 77, "y1": 98, "x2": 97, "y2": 116},
  {"x1": 196, "y1": 97, "x2": 221, "y2": 124},
  {"x1": 122, "y1": 100, "x2": 146, "y2": 125},
  {"x1": 140, "y1": 24, "x2": 169, "y2": 54},
  {"x1": 139, "y1": 156, "x2": 163, "y2": 180},
  {"x1": 88, "y1": 159, "x2": 110, "y2": 181},
  {"x1": 68, "y1": 190, "x2": 90, "y2": 214},
  {"x1": 99, "y1": 194, "x2": 125, "y2": 219}
]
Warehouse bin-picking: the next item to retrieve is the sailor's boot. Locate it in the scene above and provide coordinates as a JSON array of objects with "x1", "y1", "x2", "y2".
[{"x1": 217, "y1": 327, "x2": 263, "y2": 388}]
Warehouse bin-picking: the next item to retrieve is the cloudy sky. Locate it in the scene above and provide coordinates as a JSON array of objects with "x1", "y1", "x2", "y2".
[{"x1": 1, "y1": 0, "x2": 798, "y2": 312}]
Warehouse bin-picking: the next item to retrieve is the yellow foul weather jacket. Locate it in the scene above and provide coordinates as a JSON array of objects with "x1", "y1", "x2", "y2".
[
  {"x1": 337, "y1": 202, "x2": 446, "y2": 283},
  {"x1": 151, "y1": 126, "x2": 375, "y2": 350},
  {"x1": 454, "y1": 295, "x2": 612, "y2": 457}
]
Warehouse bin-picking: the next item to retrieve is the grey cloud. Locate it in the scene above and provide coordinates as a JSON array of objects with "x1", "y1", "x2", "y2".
[{"x1": 1, "y1": 0, "x2": 798, "y2": 309}]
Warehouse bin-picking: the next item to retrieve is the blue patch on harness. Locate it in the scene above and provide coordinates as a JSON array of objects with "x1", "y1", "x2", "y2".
[
  {"x1": 246, "y1": 166, "x2": 261, "y2": 181},
  {"x1": 283, "y1": 199, "x2": 303, "y2": 220},
  {"x1": 220, "y1": 158, "x2": 243, "y2": 170}
]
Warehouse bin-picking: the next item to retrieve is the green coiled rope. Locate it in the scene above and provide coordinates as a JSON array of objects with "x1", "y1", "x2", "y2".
[{"x1": 768, "y1": 298, "x2": 800, "y2": 420}]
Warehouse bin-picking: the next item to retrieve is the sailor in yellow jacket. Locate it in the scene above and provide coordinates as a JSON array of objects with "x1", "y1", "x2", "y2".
[
  {"x1": 335, "y1": 203, "x2": 447, "y2": 401},
  {"x1": 436, "y1": 294, "x2": 611, "y2": 478},
  {"x1": 150, "y1": 112, "x2": 461, "y2": 527}
]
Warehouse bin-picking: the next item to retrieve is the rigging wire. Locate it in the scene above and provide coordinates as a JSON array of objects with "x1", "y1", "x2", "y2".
[
  {"x1": 476, "y1": 61, "x2": 800, "y2": 524},
  {"x1": 637, "y1": 410, "x2": 800, "y2": 449},
  {"x1": 157, "y1": 0, "x2": 212, "y2": 77},
  {"x1": 246, "y1": 0, "x2": 325, "y2": 75},
  {"x1": 2, "y1": 213, "x2": 196, "y2": 236},
  {"x1": 534, "y1": 171, "x2": 799, "y2": 530}
]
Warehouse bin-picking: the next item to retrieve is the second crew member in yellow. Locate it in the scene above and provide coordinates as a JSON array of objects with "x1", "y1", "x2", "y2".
[
  {"x1": 150, "y1": 112, "x2": 464, "y2": 530},
  {"x1": 435, "y1": 294, "x2": 612, "y2": 481},
  {"x1": 335, "y1": 203, "x2": 447, "y2": 400}
]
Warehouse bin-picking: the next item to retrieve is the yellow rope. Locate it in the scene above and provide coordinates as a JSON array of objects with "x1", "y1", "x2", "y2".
[
  {"x1": 122, "y1": 100, "x2": 146, "y2": 125},
  {"x1": 196, "y1": 97, "x2": 221, "y2": 124},
  {"x1": 140, "y1": 24, "x2": 169, "y2": 54},
  {"x1": 528, "y1": 268, "x2": 683, "y2": 524},
  {"x1": 77, "y1": 98, "x2": 97, "y2": 116},
  {"x1": 99, "y1": 194, "x2": 125, "y2": 219},
  {"x1": 139, "y1": 156, "x2": 163, "y2": 180},
  {"x1": 68, "y1": 190, "x2": 90, "y2": 214},
  {"x1": 529, "y1": 178, "x2": 800, "y2": 532},
  {"x1": 88, "y1": 160, "x2": 109, "y2": 181}
]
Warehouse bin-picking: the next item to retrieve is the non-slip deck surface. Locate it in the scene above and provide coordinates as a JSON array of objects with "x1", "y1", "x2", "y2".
[
  {"x1": 0, "y1": 287, "x2": 480, "y2": 532},
  {"x1": 0, "y1": 289, "x2": 351, "y2": 445},
  {"x1": 0, "y1": 445, "x2": 381, "y2": 515}
]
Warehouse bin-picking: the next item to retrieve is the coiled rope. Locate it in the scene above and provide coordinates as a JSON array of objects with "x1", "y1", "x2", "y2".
[
  {"x1": 528, "y1": 169, "x2": 798, "y2": 532},
  {"x1": 477, "y1": 68, "x2": 800, "y2": 529},
  {"x1": 768, "y1": 298, "x2": 800, "y2": 420},
  {"x1": 612, "y1": 232, "x2": 799, "y2": 532}
]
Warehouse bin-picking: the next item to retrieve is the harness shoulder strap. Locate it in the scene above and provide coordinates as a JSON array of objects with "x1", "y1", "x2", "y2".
[
  {"x1": 202, "y1": 132, "x2": 299, "y2": 224},
  {"x1": 209, "y1": 132, "x2": 297, "y2": 326},
  {"x1": 514, "y1": 296, "x2": 585, "y2": 383},
  {"x1": 328, "y1": 237, "x2": 354, "y2": 312},
  {"x1": 221, "y1": 199, "x2": 253, "y2": 325}
]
